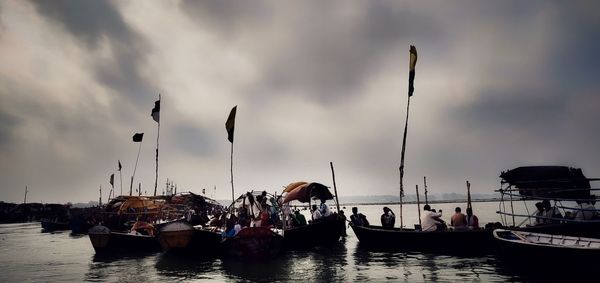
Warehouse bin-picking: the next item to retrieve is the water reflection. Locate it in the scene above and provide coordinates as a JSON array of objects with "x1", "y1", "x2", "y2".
[{"x1": 155, "y1": 253, "x2": 222, "y2": 281}]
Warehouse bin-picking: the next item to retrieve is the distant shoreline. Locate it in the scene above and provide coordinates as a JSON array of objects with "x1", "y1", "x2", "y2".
[{"x1": 339, "y1": 198, "x2": 501, "y2": 206}]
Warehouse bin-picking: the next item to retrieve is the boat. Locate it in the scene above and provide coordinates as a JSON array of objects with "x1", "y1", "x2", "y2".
[
  {"x1": 493, "y1": 229, "x2": 600, "y2": 266},
  {"x1": 221, "y1": 226, "x2": 283, "y2": 257},
  {"x1": 88, "y1": 224, "x2": 161, "y2": 254},
  {"x1": 41, "y1": 218, "x2": 70, "y2": 232},
  {"x1": 351, "y1": 224, "x2": 494, "y2": 253},
  {"x1": 497, "y1": 166, "x2": 600, "y2": 238},
  {"x1": 40, "y1": 204, "x2": 71, "y2": 232},
  {"x1": 280, "y1": 182, "x2": 345, "y2": 249},
  {"x1": 158, "y1": 221, "x2": 222, "y2": 255},
  {"x1": 220, "y1": 191, "x2": 284, "y2": 257}
]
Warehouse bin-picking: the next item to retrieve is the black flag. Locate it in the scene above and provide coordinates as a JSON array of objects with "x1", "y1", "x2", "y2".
[
  {"x1": 408, "y1": 45, "x2": 418, "y2": 97},
  {"x1": 133, "y1": 133, "x2": 144, "y2": 142},
  {"x1": 225, "y1": 106, "x2": 237, "y2": 143},
  {"x1": 118, "y1": 160, "x2": 122, "y2": 171},
  {"x1": 151, "y1": 99, "x2": 160, "y2": 123},
  {"x1": 109, "y1": 174, "x2": 114, "y2": 187}
]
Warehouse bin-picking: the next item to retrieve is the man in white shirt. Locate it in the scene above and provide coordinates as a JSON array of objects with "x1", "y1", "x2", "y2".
[
  {"x1": 320, "y1": 201, "x2": 331, "y2": 217},
  {"x1": 574, "y1": 201, "x2": 596, "y2": 220},
  {"x1": 421, "y1": 204, "x2": 443, "y2": 231}
]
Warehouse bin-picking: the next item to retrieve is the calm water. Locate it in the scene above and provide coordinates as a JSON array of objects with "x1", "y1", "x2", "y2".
[{"x1": 0, "y1": 202, "x2": 584, "y2": 282}]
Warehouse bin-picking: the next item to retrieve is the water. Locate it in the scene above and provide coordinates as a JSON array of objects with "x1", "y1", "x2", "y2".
[{"x1": 0, "y1": 202, "x2": 585, "y2": 282}]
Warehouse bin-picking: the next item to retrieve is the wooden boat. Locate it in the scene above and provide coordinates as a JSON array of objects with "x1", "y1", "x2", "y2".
[
  {"x1": 88, "y1": 225, "x2": 161, "y2": 254},
  {"x1": 493, "y1": 229, "x2": 600, "y2": 265},
  {"x1": 283, "y1": 214, "x2": 344, "y2": 249},
  {"x1": 158, "y1": 221, "x2": 222, "y2": 255},
  {"x1": 41, "y1": 218, "x2": 70, "y2": 231},
  {"x1": 221, "y1": 226, "x2": 283, "y2": 257},
  {"x1": 281, "y1": 182, "x2": 344, "y2": 249},
  {"x1": 351, "y1": 224, "x2": 495, "y2": 253}
]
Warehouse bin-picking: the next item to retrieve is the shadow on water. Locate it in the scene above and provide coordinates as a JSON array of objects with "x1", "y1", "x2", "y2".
[
  {"x1": 220, "y1": 239, "x2": 349, "y2": 282},
  {"x1": 353, "y1": 243, "x2": 502, "y2": 281},
  {"x1": 155, "y1": 252, "x2": 222, "y2": 281},
  {"x1": 85, "y1": 252, "x2": 160, "y2": 282}
]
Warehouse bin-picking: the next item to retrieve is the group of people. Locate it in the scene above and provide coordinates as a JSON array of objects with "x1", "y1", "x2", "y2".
[
  {"x1": 535, "y1": 199, "x2": 598, "y2": 225},
  {"x1": 310, "y1": 200, "x2": 332, "y2": 221},
  {"x1": 222, "y1": 191, "x2": 280, "y2": 238}
]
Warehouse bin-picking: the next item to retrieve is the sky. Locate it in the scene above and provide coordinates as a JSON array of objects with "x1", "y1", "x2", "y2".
[{"x1": 1, "y1": 0, "x2": 599, "y2": 204}]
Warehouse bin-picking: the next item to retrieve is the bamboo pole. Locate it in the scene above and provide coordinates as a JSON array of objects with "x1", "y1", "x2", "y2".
[
  {"x1": 424, "y1": 176, "x2": 428, "y2": 205},
  {"x1": 330, "y1": 162, "x2": 341, "y2": 213},
  {"x1": 416, "y1": 184, "x2": 422, "y2": 229}
]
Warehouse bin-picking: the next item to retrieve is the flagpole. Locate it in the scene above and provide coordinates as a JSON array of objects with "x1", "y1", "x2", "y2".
[
  {"x1": 230, "y1": 142, "x2": 234, "y2": 202},
  {"x1": 119, "y1": 169, "x2": 123, "y2": 196},
  {"x1": 399, "y1": 94, "x2": 411, "y2": 228},
  {"x1": 398, "y1": 45, "x2": 417, "y2": 231},
  {"x1": 154, "y1": 94, "x2": 161, "y2": 197},
  {"x1": 130, "y1": 141, "x2": 142, "y2": 196}
]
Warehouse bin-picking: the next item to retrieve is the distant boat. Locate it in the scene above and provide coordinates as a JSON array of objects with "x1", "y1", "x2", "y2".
[
  {"x1": 41, "y1": 218, "x2": 70, "y2": 232},
  {"x1": 493, "y1": 229, "x2": 600, "y2": 264}
]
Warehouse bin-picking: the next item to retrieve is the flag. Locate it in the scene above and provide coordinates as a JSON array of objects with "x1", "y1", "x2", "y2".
[
  {"x1": 118, "y1": 160, "x2": 122, "y2": 171},
  {"x1": 225, "y1": 106, "x2": 237, "y2": 143},
  {"x1": 408, "y1": 45, "x2": 418, "y2": 97},
  {"x1": 151, "y1": 99, "x2": 160, "y2": 123},
  {"x1": 110, "y1": 174, "x2": 114, "y2": 187},
  {"x1": 132, "y1": 133, "x2": 144, "y2": 142}
]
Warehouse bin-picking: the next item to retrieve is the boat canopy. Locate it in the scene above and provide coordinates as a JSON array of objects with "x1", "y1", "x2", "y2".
[
  {"x1": 283, "y1": 182, "x2": 333, "y2": 203},
  {"x1": 500, "y1": 166, "x2": 591, "y2": 199},
  {"x1": 117, "y1": 196, "x2": 161, "y2": 215}
]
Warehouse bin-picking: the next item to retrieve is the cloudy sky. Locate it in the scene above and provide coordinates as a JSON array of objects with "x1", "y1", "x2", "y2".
[{"x1": 1, "y1": 0, "x2": 599, "y2": 204}]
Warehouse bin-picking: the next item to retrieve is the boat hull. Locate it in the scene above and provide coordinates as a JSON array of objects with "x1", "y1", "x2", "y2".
[
  {"x1": 493, "y1": 229, "x2": 600, "y2": 268},
  {"x1": 159, "y1": 222, "x2": 221, "y2": 255},
  {"x1": 222, "y1": 227, "x2": 283, "y2": 257},
  {"x1": 88, "y1": 225, "x2": 160, "y2": 254},
  {"x1": 350, "y1": 224, "x2": 495, "y2": 254},
  {"x1": 284, "y1": 214, "x2": 344, "y2": 249}
]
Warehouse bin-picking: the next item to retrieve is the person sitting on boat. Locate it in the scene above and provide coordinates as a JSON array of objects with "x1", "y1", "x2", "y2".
[
  {"x1": 542, "y1": 199, "x2": 562, "y2": 223},
  {"x1": 380, "y1": 207, "x2": 395, "y2": 229},
  {"x1": 465, "y1": 207, "x2": 479, "y2": 229},
  {"x1": 130, "y1": 219, "x2": 156, "y2": 236},
  {"x1": 223, "y1": 217, "x2": 236, "y2": 238},
  {"x1": 574, "y1": 200, "x2": 596, "y2": 220},
  {"x1": 350, "y1": 207, "x2": 370, "y2": 226},
  {"x1": 534, "y1": 202, "x2": 545, "y2": 225},
  {"x1": 294, "y1": 210, "x2": 307, "y2": 226},
  {"x1": 450, "y1": 207, "x2": 467, "y2": 229},
  {"x1": 319, "y1": 200, "x2": 332, "y2": 218},
  {"x1": 421, "y1": 204, "x2": 444, "y2": 232},
  {"x1": 311, "y1": 204, "x2": 323, "y2": 221}
]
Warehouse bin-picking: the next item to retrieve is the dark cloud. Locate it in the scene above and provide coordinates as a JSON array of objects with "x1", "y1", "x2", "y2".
[
  {"x1": 171, "y1": 123, "x2": 219, "y2": 158},
  {"x1": 29, "y1": 0, "x2": 155, "y2": 107},
  {"x1": 180, "y1": 1, "x2": 443, "y2": 105}
]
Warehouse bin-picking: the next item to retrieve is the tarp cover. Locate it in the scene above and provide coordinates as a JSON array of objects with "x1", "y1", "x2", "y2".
[
  {"x1": 283, "y1": 182, "x2": 333, "y2": 203},
  {"x1": 500, "y1": 166, "x2": 591, "y2": 199}
]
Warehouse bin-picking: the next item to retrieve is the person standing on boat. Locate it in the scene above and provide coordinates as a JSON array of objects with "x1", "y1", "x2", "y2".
[
  {"x1": 319, "y1": 200, "x2": 331, "y2": 218},
  {"x1": 450, "y1": 207, "x2": 467, "y2": 229},
  {"x1": 380, "y1": 207, "x2": 395, "y2": 229},
  {"x1": 294, "y1": 210, "x2": 307, "y2": 226},
  {"x1": 350, "y1": 207, "x2": 369, "y2": 226},
  {"x1": 338, "y1": 210, "x2": 348, "y2": 236},
  {"x1": 465, "y1": 207, "x2": 479, "y2": 229},
  {"x1": 311, "y1": 204, "x2": 322, "y2": 221},
  {"x1": 421, "y1": 204, "x2": 443, "y2": 231},
  {"x1": 534, "y1": 202, "x2": 545, "y2": 225},
  {"x1": 574, "y1": 200, "x2": 596, "y2": 220}
]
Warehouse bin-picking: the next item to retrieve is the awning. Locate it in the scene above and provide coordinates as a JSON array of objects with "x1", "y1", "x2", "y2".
[
  {"x1": 283, "y1": 182, "x2": 333, "y2": 203},
  {"x1": 500, "y1": 166, "x2": 591, "y2": 199}
]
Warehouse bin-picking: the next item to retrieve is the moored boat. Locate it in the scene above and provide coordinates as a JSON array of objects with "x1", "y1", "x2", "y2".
[
  {"x1": 493, "y1": 229, "x2": 600, "y2": 266},
  {"x1": 88, "y1": 225, "x2": 161, "y2": 254},
  {"x1": 281, "y1": 182, "x2": 344, "y2": 249},
  {"x1": 221, "y1": 226, "x2": 283, "y2": 257},
  {"x1": 41, "y1": 218, "x2": 70, "y2": 232},
  {"x1": 351, "y1": 224, "x2": 494, "y2": 253},
  {"x1": 158, "y1": 221, "x2": 222, "y2": 255}
]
